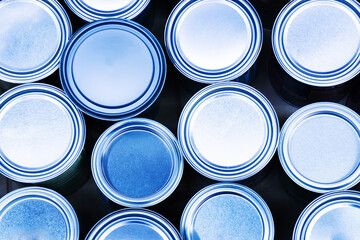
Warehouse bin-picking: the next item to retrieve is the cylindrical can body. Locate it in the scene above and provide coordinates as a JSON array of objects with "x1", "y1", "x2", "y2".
[
  {"x1": 178, "y1": 82, "x2": 279, "y2": 181},
  {"x1": 0, "y1": 187, "x2": 79, "y2": 240},
  {"x1": 0, "y1": 84, "x2": 86, "y2": 193},
  {"x1": 60, "y1": 19, "x2": 166, "y2": 121},
  {"x1": 271, "y1": 0, "x2": 360, "y2": 107},
  {"x1": 181, "y1": 183, "x2": 274, "y2": 240},
  {"x1": 86, "y1": 209, "x2": 181, "y2": 240},
  {"x1": 165, "y1": 0, "x2": 263, "y2": 84},
  {"x1": 279, "y1": 102, "x2": 360, "y2": 193}
]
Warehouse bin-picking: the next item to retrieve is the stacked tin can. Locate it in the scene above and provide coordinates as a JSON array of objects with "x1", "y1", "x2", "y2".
[{"x1": 1, "y1": 0, "x2": 360, "y2": 239}]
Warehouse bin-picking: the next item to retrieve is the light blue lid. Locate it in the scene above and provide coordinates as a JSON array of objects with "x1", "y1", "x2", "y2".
[
  {"x1": 165, "y1": 0, "x2": 262, "y2": 83},
  {"x1": 178, "y1": 82, "x2": 279, "y2": 181},
  {"x1": 0, "y1": 187, "x2": 79, "y2": 240},
  {"x1": 92, "y1": 118, "x2": 183, "y2": 207},
  {"x1": 64, "y1": 0, "x2": 150, "y2": 22},
  {"x1": 272, "y1": 0, "x2": 360, "y2": 87},
  {"x1": 279, "y1": 102, "x2": 360, "y2": 193},
  {"x1": 181, "y1": 183, "x2": 274, "y2": 240},
  {"x1": 0, "y1": 0, "x2": 71, "y2": 83},
  {"x1": 86, "y1": 209, "x2": 181, "y2": 240},
  {"x1": 0, "y1": 84, "x2": 85, "y2": 183},
  {"x1": 294, "y1": 190, "x2": 360, "y2": 240},
  {"x1": 60, "y1": 19, "x2": 166, "y2": 121}
]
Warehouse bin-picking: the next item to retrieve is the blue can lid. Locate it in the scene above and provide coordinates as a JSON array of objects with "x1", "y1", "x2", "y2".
[
  {"x1": 86, "y1": 209, "x2": 181, "y2": 240},
  {"x1": 0, "y1": 187, "x2": 79, "y2": 240},
  {"x1": 92, "y1": 118, "x2": 183, "y2": 207},
  {"x1": 272, "y1": 0, "x2": 360, "y2": 87},
  {"x1": 165, "y1": 0, "x2": 262, "y2": 83},
  {"x1": 294, "y1": 190, "x2": 360, "y2": 239},
  {"x1": 60, "y1": 19, "x2": 166, "y2": 120},
  {"x1": 178, "y1": 82, "x2": 279, "y2": 181},
  {"x1": 0, "y1": 0, "x2": 71, "y2": 83},
  {"x1": 0, "y1": 83, "x2": 86, "y2": 183},
  {"x1": 64, "y1": 0, "x2": 150, "y2": 22},
  {"x1": 181, "y1": 183, "x2": 274, "y2": 240},
  {"x1": 279, "y1": 102, "x2": 360, "y2": 193}
]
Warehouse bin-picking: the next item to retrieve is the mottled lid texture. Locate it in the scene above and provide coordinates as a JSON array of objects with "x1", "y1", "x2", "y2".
[
  {"x1": 64, "y1": 0, "x2": 150, "y2": 22},
  {"x1": 181, "y1": 183, "x2": 274, "y2": 240},
  {"x1": 178, "y1": 82, "x2": 279, "y2": 181},
  {"x1": 0, "y1": 0, "x2": 71, "y2": 83},
  {"x1": 279, "y1": 102, "x2": 360, "y2": 193},
  {"x1": 294, "y1": 191, "x2": 360, "y2": 240},
  {"x1": 0, "y1": 187, "x2": 79, "y2": 240},
  {"x1": 0, "y1": 84, "x2": 85, "y2": 183},
  {"x1": 60, "y1": 19, "x2": 166, "y2": 120},
  {"x1": 273, "y1": 0, "x2": 360, "y2": 87},
  {"x1": 86, "y1": 209, "x2": 181, "y2": 240},
  {"x1": 165, "y1": 0, "x2": 262, "y2": 83},
  {"x1": 92, "y1": 118, "x2": 183, "y2": 208}
]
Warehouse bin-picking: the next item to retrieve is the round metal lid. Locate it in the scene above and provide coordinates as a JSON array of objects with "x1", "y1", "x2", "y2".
[
  {"x1": 64, "y1": 0, "x2": 150, "y2": 22},
  {"x1": 0, "y1": 84, "x2": 85, "y2": 183},
  {"x1": 272, "y1": 0, "x2": 360, "y2": 87},
  {"x1": 0, "y1": 187, "x2": 79, "y2": 240},
  {"x1": 60, "y1": 19, "x2": 166, "y2": 121},
  {"x1": 92, "y1": 118, "x2": 183, "y2": 208},
  {"x1": 165, "y1": 0, "x2": 262, "y2": 83},
  {"x1": 294, "y1": 190, "x2": 360, "y2": 240},
  {"x1": 0, "y1": 0, "x2": 71, "y2": 83},
  {"x1": 86, "y1": 209, "x2": 181, "y2": 240},
  {"x1": 279, "y1": 102, "x2": 360, "y2": 193},
  {"x1": 178, "y1": 82, "x2": 279, "y2": 181},
  {"x1": 180, "y1": 183, "x2": 274, "y2": 240}
]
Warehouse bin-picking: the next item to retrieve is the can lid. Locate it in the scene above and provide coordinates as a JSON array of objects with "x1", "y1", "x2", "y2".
[
  {"x1": 0, "y1": 187, "x2": 79, "y2": 240},
  {"x1": 181, "y1": 183, "x2": 274, "y2": 240},
  {"x1": 0, "y1": 0, "x2": 71, "y2": 83},
  {"x1": 86, "y1": 209, "x2": 181, "y2": 240},
  {"x1": 64, "y1": 0, "x2": 150, "y2": 22},
  {"x1": 272, "y1": 0, "x2": 360, "y2": 87},
  {"x1": 92, "y1": 118, "x2": 183, "y2": 207},
  {"x1": 178, "y1": 82, "x2": 279, "y2": 181},
  {"x1": 0, "y1": 84, "x2": 86, "y2": 183},
  {"x1": 294, "y1": 190, "x2": 360, "y2": 239},
  {"x1": 60, "y1": 19, "x2": 166, "y2": 120},
  {"x1": 165, "y1": 0, "x2": 262, "y2": 83},
  {"x1": 279, "y1": 102, "x2": 360, "y2": 193}
]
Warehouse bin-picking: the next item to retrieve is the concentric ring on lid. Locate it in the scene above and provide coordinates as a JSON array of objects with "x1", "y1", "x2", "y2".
[
  {"x1": 0, "y1": 83, "x2": 85, "y2": 183},
  {"x1": 279, "y1": 102, "x2": 360, "y2": 193},
  {"x1": 178, "y1": 82, "x2": 279, "y2": 181},
  {"x1": 60, "y1": 19, "x2": 166, "y2": 120},
  {"x1": 64, "y1": 0, "x2": 150, "y2": 22},
  {"x1": 85, "y1": 209, "x2": 181, "y2": 240},
  {"x1": 272, "y1": 0, "x2": 360, "y2": 87},
  {"x1": 0, "y1": 187, "x2": 79, "y2": 240},
  {"x1": 0, "y1": 0, "x2": 71, "y2": 83},
  {"x1": 165, "y1": 0, "x2": 262, "y2": 83},
  {"x1": 92, "y1": 118, "x2": 183, "y2": 207}
]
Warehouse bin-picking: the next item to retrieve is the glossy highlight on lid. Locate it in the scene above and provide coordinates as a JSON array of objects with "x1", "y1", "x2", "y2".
[
  {"x1": 60, "y1": 19, "x2": 166, "y2": 120},
  {"x1": 0, "y1": 187, "x2": 79, "y2": 240},
  {"x1": 181, "y1": 183, "x2": 274, "y2": 240},
  {"x1": 0, "y1": 0, "x2": 71, "y2": 83},
  {"x1": 92, "y1": 118, "x2": 183, "y2": 207},
  {"x1": 0, "y1": 83, "x2": 86, "y2": 183},
  {"x1": 279, "y1": 102, "x2": 360, "y2": 193},
  {"x1": 178, "y1": 82, "x2": 279, "y2": 181},
  {"x1": 272, "y1": 0, "x2": 360, "y2": 87},
  {"x1": 64, "y1": 0, "x2": 150, "y2": 22},
  {"x1": 165, "y1": 0, "x2": 262, "y2": 83},
  {"x1": 293, "y1": 190, "x2": 360, "y2": 240},
  {"x1": 86, "y1": 209, "x2": 181, "y2": 240}
]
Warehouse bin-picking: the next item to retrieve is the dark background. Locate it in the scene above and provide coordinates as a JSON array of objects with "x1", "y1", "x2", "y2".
[{"x1": 0, "y1": 0, "x2": 357, "y2": 239}]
